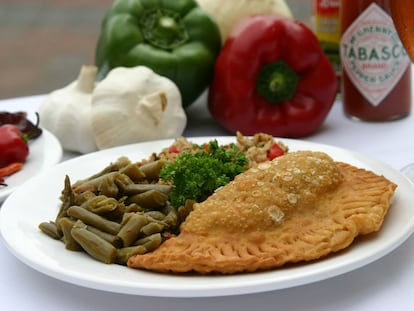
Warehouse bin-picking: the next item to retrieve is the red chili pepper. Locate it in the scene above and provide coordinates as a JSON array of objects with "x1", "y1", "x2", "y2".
[
  {"x1": 0, "y1": 124, "x2": 29, "y2": 168},
  {"x1": 267, "y1": 143, "x2": 285, "y2": 160},
  {"x1": 0, "y1": 162, "x2": 24, "y2": 178},
  {"x1": 208, "y1": 16, "x2": 338, "y2": 138},
  {"x1": 0, "y1": 111, "x2": 42, "y2": 140}
]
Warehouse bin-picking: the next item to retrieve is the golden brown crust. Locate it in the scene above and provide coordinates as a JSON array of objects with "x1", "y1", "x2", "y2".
[{"x1": 127, "y1": 151, "x2": 397, "y2": 274}]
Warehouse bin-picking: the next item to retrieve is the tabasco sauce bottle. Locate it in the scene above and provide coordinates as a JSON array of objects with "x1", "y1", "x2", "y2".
[{"x1": 340, "y1": 0, "x2": 411, "y2": 121}]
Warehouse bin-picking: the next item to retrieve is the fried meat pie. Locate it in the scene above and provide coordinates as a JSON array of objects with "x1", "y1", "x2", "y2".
[{"x1": 128, "y1": 151, "x2": 397, "y2": 274}]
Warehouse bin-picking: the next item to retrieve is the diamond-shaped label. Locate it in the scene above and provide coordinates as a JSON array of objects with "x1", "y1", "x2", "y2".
[{"x1": 340, "y1": 3, "x2": 410, "y2": 106}]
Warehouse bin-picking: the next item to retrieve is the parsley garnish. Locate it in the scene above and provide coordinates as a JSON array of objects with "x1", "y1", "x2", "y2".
[{"x1": 160, "y1": 140, "x2": 248, "y2": 207}]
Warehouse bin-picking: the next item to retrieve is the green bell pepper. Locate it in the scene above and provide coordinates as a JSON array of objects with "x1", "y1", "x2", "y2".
[{"x1": 95, "y1": 0, "x2": 222, "y2": 107}]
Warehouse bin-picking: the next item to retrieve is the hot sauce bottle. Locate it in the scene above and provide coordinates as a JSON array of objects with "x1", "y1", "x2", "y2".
[{"x1": 340, "y1": 0, "x2": 411, "y2": 121}]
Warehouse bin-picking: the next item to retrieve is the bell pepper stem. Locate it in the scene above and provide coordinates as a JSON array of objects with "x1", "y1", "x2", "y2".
[
  {"x1": 157, "y1": 16, "x2": 179, "y2": 36},
  {"x1": 140, "y1": 9, "x2": 189, "y2": 49},
  {"x1": 256, "y1": 60, "x2": 299, "y2": 103}
]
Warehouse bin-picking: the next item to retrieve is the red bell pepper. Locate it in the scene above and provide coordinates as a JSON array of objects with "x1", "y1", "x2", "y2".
[
  {"x1": 0, "y1": 124, "x2": 29, "y2": 168},
  {"x1": 208, "y1": 16, "x2": 338, "y2": 137}
]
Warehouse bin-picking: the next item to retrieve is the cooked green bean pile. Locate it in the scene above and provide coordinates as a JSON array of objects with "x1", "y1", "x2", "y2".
[{"x1": 39, "y1": 156, "x2": 194, "y2": 265}]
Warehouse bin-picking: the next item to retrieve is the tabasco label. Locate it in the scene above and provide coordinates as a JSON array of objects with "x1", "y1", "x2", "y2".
[{"x1": 340, "y1": 3, "x2": 410, "y2": 106}]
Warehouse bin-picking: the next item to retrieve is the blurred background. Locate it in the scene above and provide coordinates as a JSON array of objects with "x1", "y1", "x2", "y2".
[
  {"x1": 0, "y1": 0, "x2": 311, "y2": 100},
  {"x1": 0, "y1": 0, "x2": 111, "y2": 100}
]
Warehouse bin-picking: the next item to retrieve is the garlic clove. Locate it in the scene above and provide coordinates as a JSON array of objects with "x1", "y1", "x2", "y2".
[
  {"x1": 38, "y1": 65, "x2": 98, "y2": 153},
  {"x1": 91, "y1": 66, "x2": 187, "y2": 150}
]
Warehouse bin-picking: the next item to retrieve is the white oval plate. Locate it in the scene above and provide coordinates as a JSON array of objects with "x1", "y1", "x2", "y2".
[
  {"x1": 1, "y1": 137, "x2": 414, "y2": 297},
  {"x1": 0, "y1": 129, "x2": 63, "y2": 203}
]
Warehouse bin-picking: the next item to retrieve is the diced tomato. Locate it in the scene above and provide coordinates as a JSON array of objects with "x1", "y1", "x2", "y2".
[
  {"x1": 168, "y1": 145, "x2": 180, "y2": 153},
  {"x1": 267, "y1": 143, "x2": 285, "y2": 160}
]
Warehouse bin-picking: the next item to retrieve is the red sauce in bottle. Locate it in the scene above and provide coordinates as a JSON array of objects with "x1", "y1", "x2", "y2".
[
  {"x1": 390, "y1": 0, "x2": 414, "y2": 62},
  {"x1": 340, "y1": 0, "x2": 411, "y2": 121}
]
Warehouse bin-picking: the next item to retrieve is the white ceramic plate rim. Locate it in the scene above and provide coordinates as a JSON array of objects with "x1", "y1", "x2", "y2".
[
  {"x1": 1, "y1": 137, "x2": 414, "y2": 297},
  {"x1": 0, "y1": 129, "x2": 63, "y2": 202}
]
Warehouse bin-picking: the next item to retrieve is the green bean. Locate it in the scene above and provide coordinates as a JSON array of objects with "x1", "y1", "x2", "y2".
[
  {"x1": 113, "y1": 173, "x2": 138, "y2": 193},
  {"x1": 72, "y1": 219, "x2": 86, "y2": 230},
  {"x1": 96, "y1": 173, "x2": 123, "y2": 197},
  {"x1": 161, "y1": 204, "x2": 178, "y2": 228},
  {"x1": 86, "y1": 225, "x2": 123, "y2": 248},
  {"x1": 55, "y1": 175, "x2": 74, "y2": 226},
  {"x1": 140, "y1": 221, "x2": 165, "y2": 236},
  {"x1": 67, "y1": 205, "x2": 121, "y2": 235},
  {"x1": 72, "y1": 172, "x2": 115, "y2": 195},
  {"x1": 73, "y1": 190, "x2": 96, "y2": 206},
  {"x1": 125, "y1": 189, "x2": 168, "y2": 209},
  {"x1": 177, "y1": 199, "x2": 196, "y2": 223},
  {"x1": 139, "y1": 159, "x2": 166, "y2": 180},
  {"x1": 144, "y1": 210, "x2": 167, "y2": 221},
  {"x1": 116, "y1": 233, "x2": 162, "y2": 265},
  {"x1": 81, "y1": 195, "x2": 125, "y2": 220},
  {"x1": 73, "y1": 218, "x2": 122, "y2": 250},
  {"x1": 135, "y1": 233, "x2": 162, "y2": 250},
  {"x1": 124, "y1": 202, "x2": 144, "y2": 213},
  {"x1": 58, "y1": 217, "x2": 82, "y2": 251},
  {"x1": 115, "y1": 245, "x2": 147, "y2": 265},
  {"x1": 119, "y1": 163, "x2": 146, "y2": 181},
  {"x1": 120, "y1": 212, "x2": 134, "y2": 225},
  {"x1": 122, "y1": 183, "x2": 172, "y2": 195},
  {"x1": 117, "y1": 213, "x2": 148, "y2": 247},
  {"x1": 81, "y1": 195, "x2": 118, "y2": 214},
  {"x1": 73, "y1": 172, "x2": 133, "y2": 197},
  {"x1": 38, "y1": 221, "x2": 62, "y2": 240},
  {"x1": 73, "y1": 157, "x2": 132, "y2": 185},
  {"x1": 71, "y1": 225, "x2": 117, "y2": 264}
]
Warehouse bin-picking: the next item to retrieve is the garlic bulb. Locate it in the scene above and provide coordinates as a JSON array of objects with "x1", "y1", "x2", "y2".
[
  {"x1": 38, "y1": 65, "x2": 98, "y2": 153},
  {"x1": 91, "y1": 66, "x2": 187, "y2": 149},
  {"x1": 196, "y1": 0, "x2": 292, "y2": 43}
]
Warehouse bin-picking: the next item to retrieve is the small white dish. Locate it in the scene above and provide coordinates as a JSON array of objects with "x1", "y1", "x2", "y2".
[{"x1": 0, "y1": 129, "x2": 63, "y2": 203}]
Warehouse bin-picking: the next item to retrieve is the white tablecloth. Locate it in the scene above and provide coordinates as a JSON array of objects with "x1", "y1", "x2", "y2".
[{"x1": 1, "y1": 94, "x2": 414, "y2": 310}]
